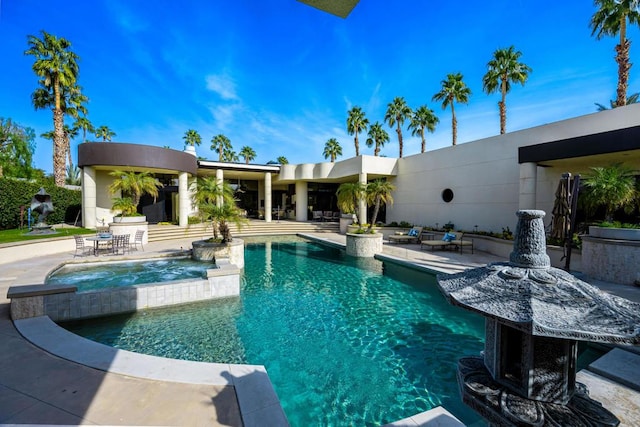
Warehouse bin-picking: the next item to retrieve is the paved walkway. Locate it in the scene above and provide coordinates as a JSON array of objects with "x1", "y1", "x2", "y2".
[{"x1": 1, "y1": 233, "x2": 639, "y2": 425}]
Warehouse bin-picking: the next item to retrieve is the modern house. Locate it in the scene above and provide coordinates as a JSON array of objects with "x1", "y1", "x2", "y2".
[{"x1": 78, "y1": 104, "x2": 640, "y2": 233}]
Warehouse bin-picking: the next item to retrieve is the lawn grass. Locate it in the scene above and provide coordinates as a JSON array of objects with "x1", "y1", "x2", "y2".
[{"x1": 0, "y1": 226, "x2": 95, "y2": 244}]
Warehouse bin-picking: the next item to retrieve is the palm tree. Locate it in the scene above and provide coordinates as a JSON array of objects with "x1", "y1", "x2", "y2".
[
  {"x1": 73, "y1": 115, "x2": 94, "y2": 142},
  {"x1": 108, "y1": 170, "x2": 160, "y2": 214},
  {"x1": 323, "y1": 138, "x2": 342, "y2": 162},
  {"x1": 408, "y1": 106, "x2": 439, "y2": 153},
  {"x1": 482, "y1": 46, "x2": 532, "y2": 134},
  {"x1": 591, "y1": 0, "x2": 640, "y2": 107},
  {"x1": 595, "y1": 92, "x2": 640, "y2": 110},
  {"x1": 432, "y1": 73, "x2": 471, "y2": 146},
  {"x1": 191, "y1": 177, "x2": 244, "y2": 242},
  {"x1": 582, "y1": 163, "x2": 638, "y2": 221},
  {"x1": 277, "y1": 156, "x2": 289, "y2": 164},
  {"x1": 222, "y1": 148, "x2": 238, "y2": 162},
  {"x1": 239, "y1": 146, "x2": 256, "y2": 164},
  {"x1": 65, "y1": 164, "x2": 81, "y2": 185},
  {"x1": 365, "y1": 179, "x2": 395, "y2": 232},
  {"x1": 211, "y1": 134, "x2": 232, "y2": 161},
  {"x1": 183, "y1": 129, "x2": 202, "y2": 147},
  {"x1": 384, "y1": 97, "x2": 412, "y2": 158},
  {"x1": 95, "y1": 125, "x2": 116, "y2": 142},
  {"x1": 346, "y1": 106, "x2": 369, "y2": 157},
  {"x1": 336, "y1": 181, "x2": 366, "y2": 224},
  {"x1": 25, "y1": 30, "x2": 79, "y2": 187},
  {"x1": 365, "y1": 122, "x2": 390, "y2": 157}
]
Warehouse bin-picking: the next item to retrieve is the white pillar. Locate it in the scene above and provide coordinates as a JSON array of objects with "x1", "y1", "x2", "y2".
[
  {"x1": 295, "y1": 181, "x2": 308, "y2": 221},
  {"x1": 519, "y1": 162, "x2": 538, "y2": 210},
  {"x1": 178, "y1": 172, "x2": 189, "y2": 227},
  {"x1": 216, "y1": 169, "x2": 224, "y2": 206},
  {"x1": 82, "y1": 166, "x2": 97, "y2": 229},
  {"x1": 359, "y1": 172, "x2": 368, "y2": 225},
  {"x1": 264, "y1": 172, "x2": 272, "y2": 222}
]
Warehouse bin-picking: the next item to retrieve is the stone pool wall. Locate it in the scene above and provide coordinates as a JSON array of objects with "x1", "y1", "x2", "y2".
[{"x1": 9, "y1": 260, "x2": 240, "y2": 322}]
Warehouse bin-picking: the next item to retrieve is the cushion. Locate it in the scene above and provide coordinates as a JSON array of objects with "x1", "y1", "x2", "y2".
[
  {"x1": 408, "y1": 228, "x2": 418, "y2": 237},
  {"x1": 442, "y1": 232, "x2": 456, "y2": 242}
]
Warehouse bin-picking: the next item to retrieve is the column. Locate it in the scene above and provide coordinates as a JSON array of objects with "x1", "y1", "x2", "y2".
[
  {"x1": 216, "y1": 169, "x2": 224, "y2": 206},
  {"x1": 359, "y1": 172, "x2": 367, "y2": 225},
  {"x1": 178, "y1": 172, "x2": 189, "y2": 227},
  {"x1": 519, "y1": 162, "x2": 537, "y2": 210},
  {"x1": 82, "y1": 166, "x2": 96, "y2": 229},
  {"x1": 295, "y1": 181, "x2": 308, "y2": 221},
  {"x1": 264, "y1": 172, "x2": 272, "y2": 222}
]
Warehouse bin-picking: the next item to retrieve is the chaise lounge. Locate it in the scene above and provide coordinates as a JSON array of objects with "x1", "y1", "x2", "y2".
[
  {"x1": 388, "y1": 227, "x2": 424, "y2": 244},
  {"x1": 420, "y1": 232, "x2": 474, "y2": 253}
]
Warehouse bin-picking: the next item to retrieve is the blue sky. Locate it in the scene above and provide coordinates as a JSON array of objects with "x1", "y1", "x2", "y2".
[{"x1": 1, "y1": 0, "x2": 639, "y2": 172}]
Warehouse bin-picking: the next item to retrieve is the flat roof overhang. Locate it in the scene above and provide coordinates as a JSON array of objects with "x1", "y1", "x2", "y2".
[
  {"x1": 198, "y1": 160, "x2": 281, "y2": 180},
  {"x1": 519, "y1": 125, "x2": 640, "y2": 168},
  {"x1": 78, "y1": 143, "x2": 198, "y2": 175},
  {"x1": 297, "y1": 0, "x2": 360, "y2": 18}
]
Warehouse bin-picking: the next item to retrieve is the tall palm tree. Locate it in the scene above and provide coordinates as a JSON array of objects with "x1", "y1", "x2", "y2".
[
  {"x1": 211, "y1": 134, "x2": 232, "y2": 161},
  {"x1": 239, "y1": 146, "x2": 256, "y2": 164},
  {"x1": 183, "y1": 129, "x2": 202, "y2": 147},
  {"x1": 595, "y1": 92, "x2": 640, "y2": 110},
  {"x1": 365, "y1": 122, "x2": 390, "y2": 157},
  {"x1": 346, "y1": 106, "x2": 369, "y2": 157},
  {"x1": 277, "y1": 156, "x2": 289, "y2": 164},
  {"x1": 365, "y1": 179, "x2": 395, "y2": 232},
  {"x1": 223, "y1": 148, "x2": 238, "y2": 162},
  {"x1": 25, "y1": 30, "x2": 79, "y2": 187},
  {"x1": 73, "y1": 115, "x2": 94, "y2": 142},
  {"x1": 482, "y1": 46, "x2": 532, "y2": 134},
  {"x1": 41, "y1": 124, "x2": 77, "y2": 169},
  {"x1": 95, "y1": 125, "x2": 116, "y2": 142},
  {"x1": 108, "y1": 170, "x2": 160, "y2": 212},
  {"x1": 591, "y1": 0, "x2": 640, "y2": 107},
  {"x1": 432, "y1": 73, "x2": 471, "y2": 146},
  {"x1": 408, "y1": 105, "x2": 439, "y2": 153},
  {"x1": 384, "y1": 97, "x2": 412, "y2": 158},
  {"x1": 323, "y1": 138, "x2": 342, "y2": 162}
]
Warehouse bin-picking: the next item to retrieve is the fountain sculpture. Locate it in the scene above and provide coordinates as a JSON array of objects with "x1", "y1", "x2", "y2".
[{"x1": 437, "y1": 210, "x2": 640, "y2": 426}]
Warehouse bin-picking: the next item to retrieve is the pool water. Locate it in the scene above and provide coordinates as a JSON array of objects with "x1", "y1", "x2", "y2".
[
  {"x1": 46, "y1": 257, "x2": 213, "y2": 291},
  {"x1": 61, "y1": 239, "x2": 485, "y2": 426}
]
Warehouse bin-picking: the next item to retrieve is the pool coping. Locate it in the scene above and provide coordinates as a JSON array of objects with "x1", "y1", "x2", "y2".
[{"x1": 14, "y1": 315, "x2": 289, "y2": 427}]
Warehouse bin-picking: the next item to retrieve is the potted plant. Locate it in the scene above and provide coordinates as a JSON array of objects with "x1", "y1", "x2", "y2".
[
  {"x1": 108, "y1": 170, "x2": 160, "y2": 222},
  {"x1": 336, "y1": 181, "x2": 365, "y2": 234},
  {"x1": 190, "y1": 176, "x2": 247, "y2": 267},
  {"x1": 343, "y1": 179, "x2": 395, "y2": 257}
]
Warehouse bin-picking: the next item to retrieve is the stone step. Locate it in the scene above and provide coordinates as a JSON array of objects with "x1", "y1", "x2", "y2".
[{"x1": 588, "y1": 347, "x2": 640, "y2": 392}]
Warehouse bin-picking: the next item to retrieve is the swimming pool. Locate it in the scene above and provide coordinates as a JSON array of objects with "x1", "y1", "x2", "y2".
[
  {"x1": 46, "y1": 257, "x2": 214, "y2": 291},
  {"x1": 61, "y1": 238, "x2": 485, "y2": 425}
]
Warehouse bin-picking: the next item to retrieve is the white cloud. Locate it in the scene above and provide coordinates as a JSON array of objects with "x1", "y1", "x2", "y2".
[{"x1": 205, "y1": 74, "x2": 239, "y2": 100}]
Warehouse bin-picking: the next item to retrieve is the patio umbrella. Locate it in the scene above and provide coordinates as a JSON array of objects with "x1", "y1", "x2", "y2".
[{"x1": 550, "y1": 175, "x2": 570, "y2": 241}]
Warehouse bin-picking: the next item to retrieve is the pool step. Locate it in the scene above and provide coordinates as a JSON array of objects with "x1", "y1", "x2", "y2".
[{"x1": 148, "y1": 220, "x2": 339, "y2": 242}]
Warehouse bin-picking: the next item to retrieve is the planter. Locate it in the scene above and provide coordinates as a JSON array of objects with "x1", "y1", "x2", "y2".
[
  {"x1": 588, "y1": 226, "x2": 640, "y2": 241},
  {"x1": 345, "y1": 232, "x2": 383, "y2": 258},
  {"x1": 339, "y1": 214, "x2": 355, "y2": 234},
  {"x1": 192, "y1": 239, "x2": 245, "y2": 268},
  {"x1": 113, "y1": 215, "x2": 147, "y2": 223}
]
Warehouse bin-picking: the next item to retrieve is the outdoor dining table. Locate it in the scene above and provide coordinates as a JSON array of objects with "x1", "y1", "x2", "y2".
[{"x1": 86, "y1": 235, "x2": 113, "y2": 256}]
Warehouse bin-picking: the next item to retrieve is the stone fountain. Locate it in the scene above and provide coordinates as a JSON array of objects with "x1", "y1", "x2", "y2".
[
  {"x1": 437, "y1": 210, "x2": 640, "y2": 426},
  {"x1": 26, "y1": 187, "x2": 57, "y2": 235}
]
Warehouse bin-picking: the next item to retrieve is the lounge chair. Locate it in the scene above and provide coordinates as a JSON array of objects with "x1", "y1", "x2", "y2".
[
  {"x1": 420, "y1": 232, "x2": 456, "y2": 251},
  {"x1": 312, "y1": 211, "x2": 323, "y2": 221},
  {"x1": 388, "y1": 227, "x2": 424, "y2": 244},
  {"x1": 451, "y1": 232, "x2": 474, "y2": 254},
  {"x1": 323, "y1": 211, "x2": 334, "y2": 221}
]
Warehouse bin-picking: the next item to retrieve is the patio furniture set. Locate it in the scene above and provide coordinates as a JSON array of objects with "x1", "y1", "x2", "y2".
[
  {"x1": 312, "y1": 211, "x2": 341, "y2": 222},
  {"x1": 388, "y1": 227, "x2": 474, "y2": 254},
  {"x1": 74, "y1": 229, "x2": 145, "y2": 257}
]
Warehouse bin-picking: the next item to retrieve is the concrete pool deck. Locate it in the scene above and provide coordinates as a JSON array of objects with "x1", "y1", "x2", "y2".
[{"x1": 1, "y1": 233, "x2": 639, "y2": 425}]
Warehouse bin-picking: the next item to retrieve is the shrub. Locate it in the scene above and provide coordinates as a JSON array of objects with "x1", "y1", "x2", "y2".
[
  {"x1": 398, "y1": 221, "x2": 412, "y2": 228},
  {"x1": 0, "y1": 177, "x2": 81, "y2": 230}
]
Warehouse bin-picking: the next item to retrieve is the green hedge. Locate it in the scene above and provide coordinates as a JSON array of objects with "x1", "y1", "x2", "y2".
[{"x1": 0, "y1": 177, "x2": 81, "y2": 230}]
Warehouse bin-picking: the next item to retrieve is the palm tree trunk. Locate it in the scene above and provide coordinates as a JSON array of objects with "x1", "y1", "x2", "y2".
[
  {"x1": 615, "y1": 39, "x2": 631, "y2": 107},
  {"x1": 354, "y1": 135, "x2": 360, "y2": 156},
  {"x1": 451, "y1": 103, "x2": 457, "y2": 146},
  {"x1": 53, "y1": 109, "x2": 66, "y2": 186},
  {"x1": 367, "y1": 197, "x2": 381, "y2": 232},
  {"x1": 500, "y1": 80, "x2": 507, "y2": 134},
  {"x1": 396, "y1": 124, "x2": 403, "y2": 158},
  {"x1": 421, "y1": 128, "x2": 426, "y2": 153}
]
